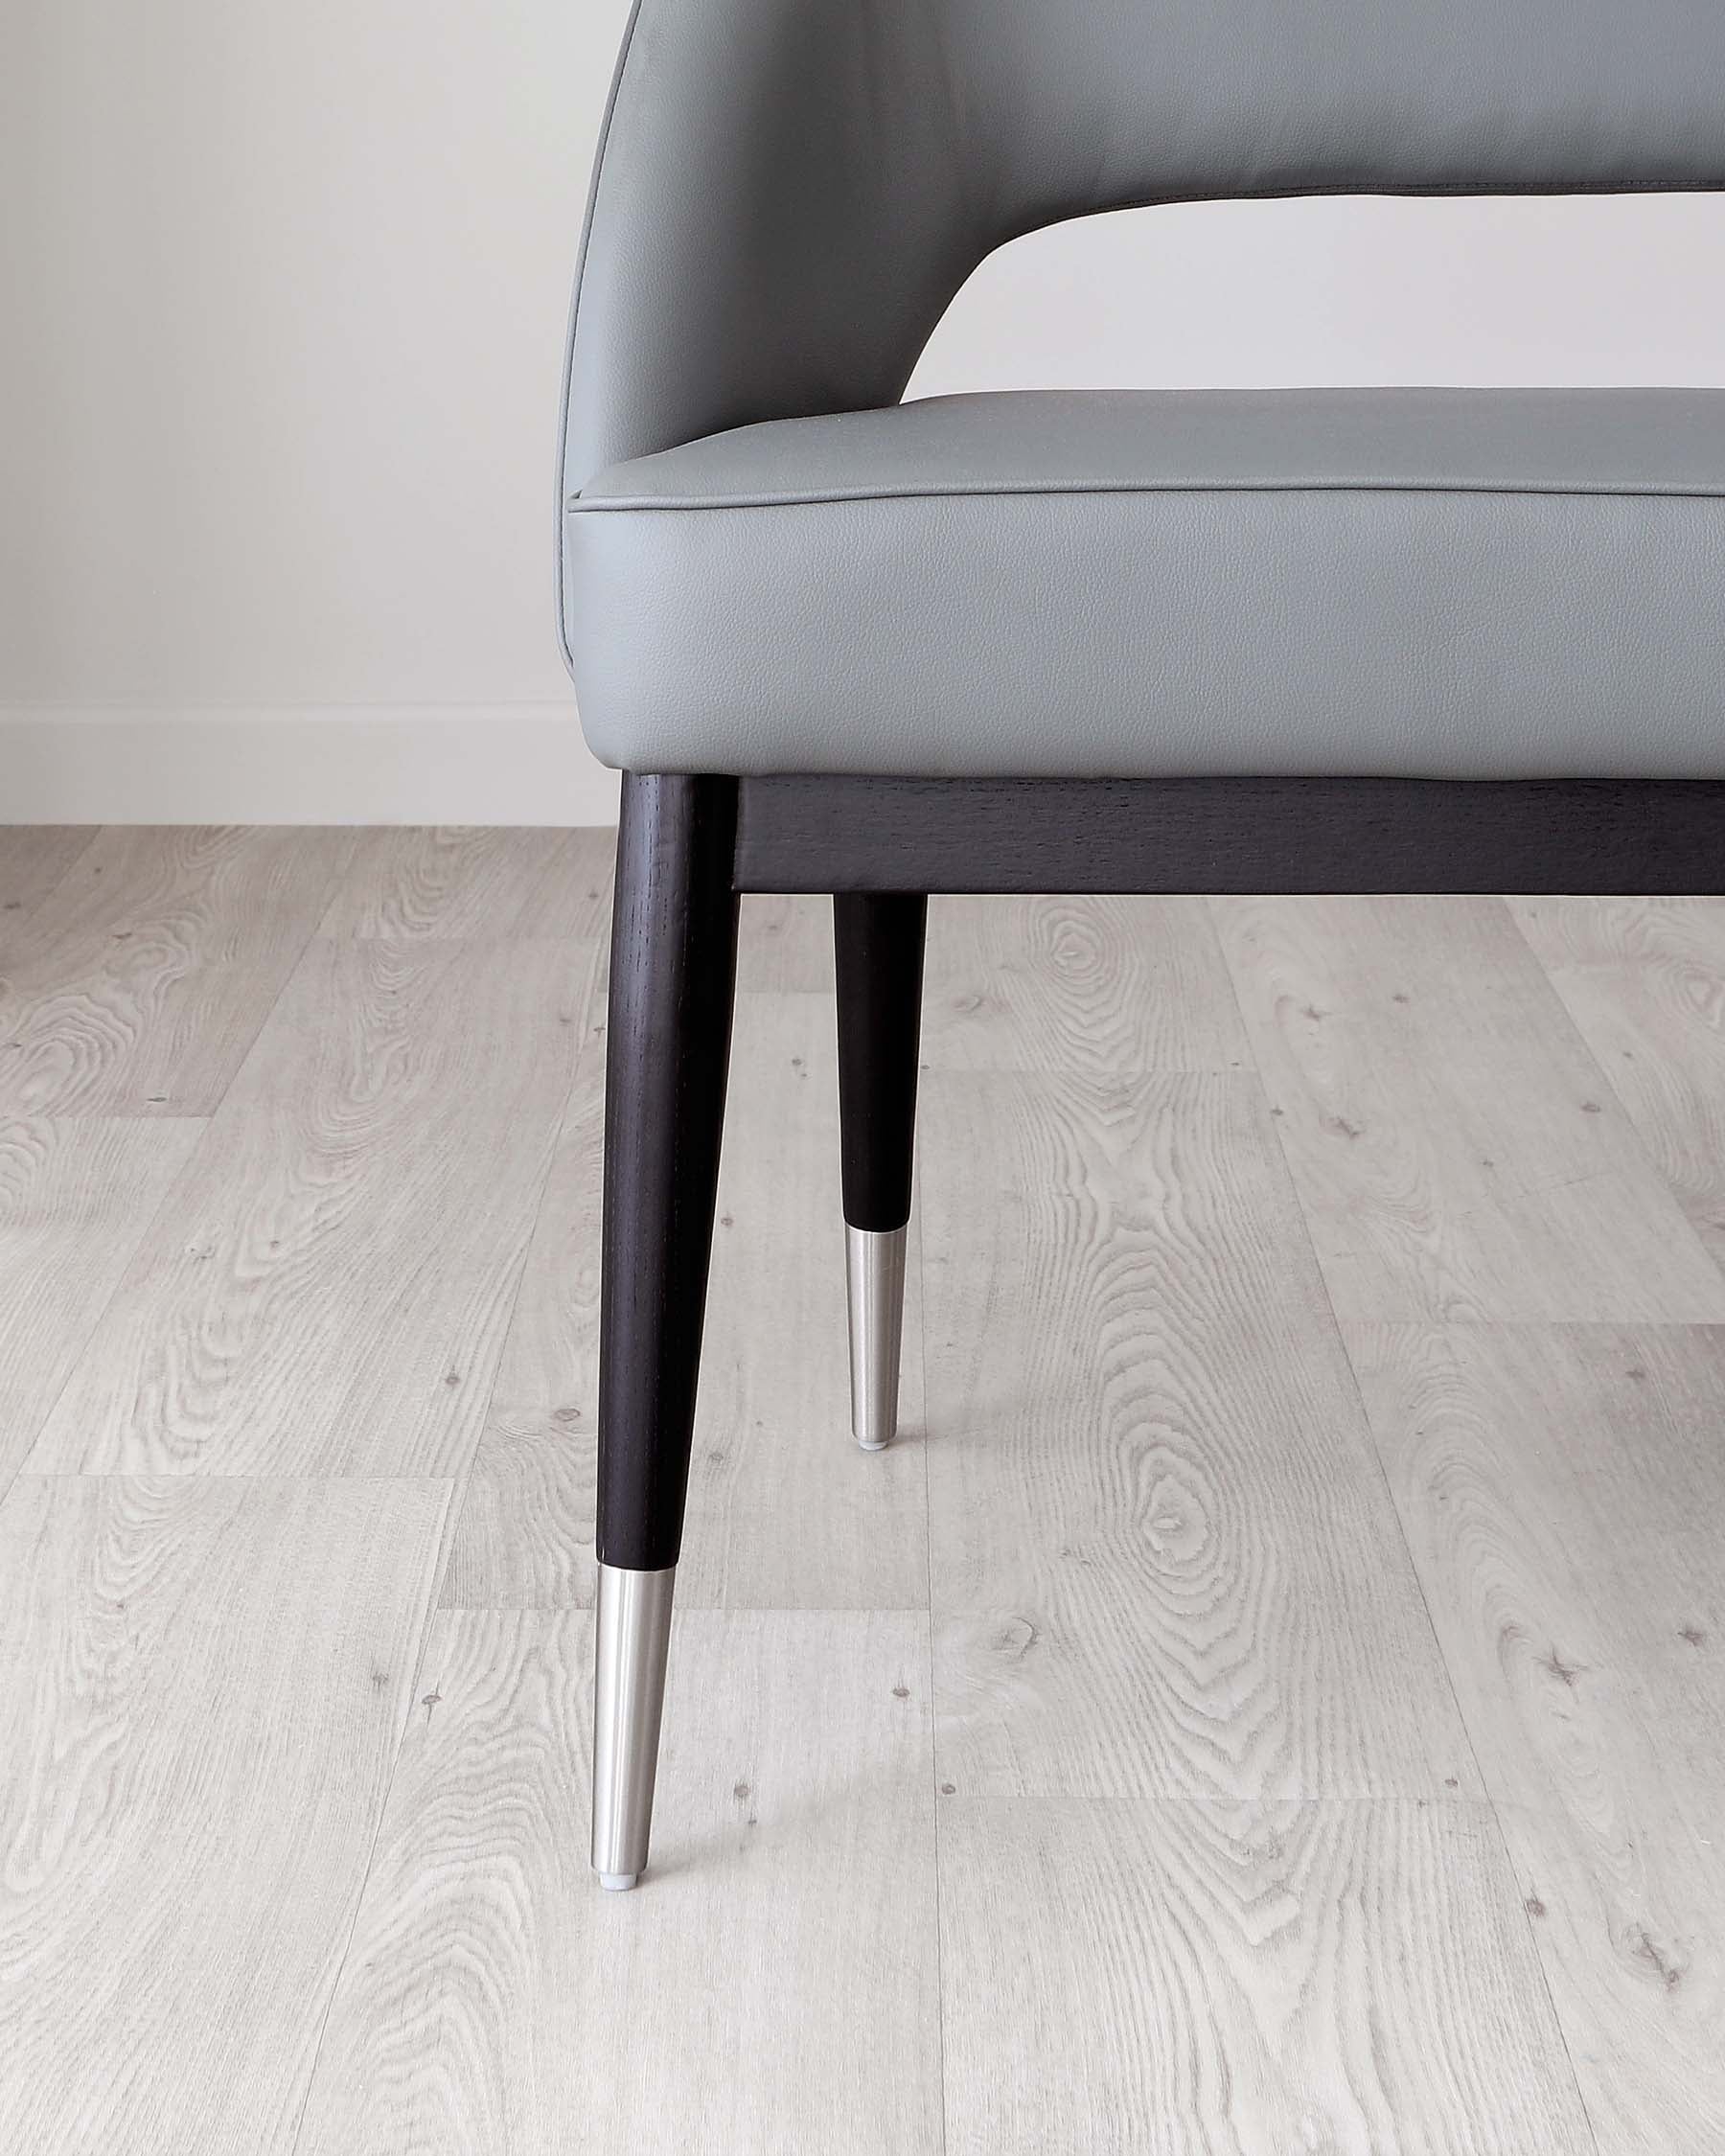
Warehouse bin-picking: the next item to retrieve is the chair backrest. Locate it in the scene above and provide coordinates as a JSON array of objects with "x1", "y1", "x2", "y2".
[
  {"x1": 559, "y1": 0, "x2": 1725, "y2": 640},
  {"x1": 957, "y1": 0, "x2": 1724, "y2": 219}
]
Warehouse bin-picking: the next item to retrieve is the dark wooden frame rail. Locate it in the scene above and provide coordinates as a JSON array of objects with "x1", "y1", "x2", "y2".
[{"x1": 737, "y1": 774, "x2": 1725, "y2": 895}]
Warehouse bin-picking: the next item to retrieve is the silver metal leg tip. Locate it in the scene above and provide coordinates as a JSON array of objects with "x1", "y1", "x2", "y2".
[
  {"x1": 846, "y1": 1223, "x2": 908, "y2": 1456},
  {"x1": 591, "y1": 1563, "x2": 676, "y2": 1892}
]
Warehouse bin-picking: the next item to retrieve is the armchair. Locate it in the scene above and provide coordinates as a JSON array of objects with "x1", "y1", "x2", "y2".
[{"x1": 561, "y1": 0, "x2": 1725, "y2": 1888}]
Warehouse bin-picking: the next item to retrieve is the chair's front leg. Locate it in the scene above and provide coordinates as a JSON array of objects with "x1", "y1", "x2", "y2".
[
  {"x1": 593, "y1": 773, "x2": 739, "y2": 1890},
  {"x1": 833, "y1": 892, "x2": 927, "y2": 1450}
]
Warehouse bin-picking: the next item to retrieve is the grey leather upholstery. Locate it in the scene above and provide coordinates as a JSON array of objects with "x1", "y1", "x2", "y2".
[
  {"x1": 569, "y1": 388, "x2": 1725, "y2": 777},
  {"x1": 559, "y1": 0, "x2": 1725, "y2": 776}
]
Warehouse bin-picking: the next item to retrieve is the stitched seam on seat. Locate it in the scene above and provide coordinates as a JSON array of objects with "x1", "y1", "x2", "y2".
[{"x1": 570, "y1": 478, "x2": 1725, "y2": 512}]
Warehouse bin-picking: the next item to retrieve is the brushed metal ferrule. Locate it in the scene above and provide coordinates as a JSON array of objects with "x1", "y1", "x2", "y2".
[
  {"x1": 845, "y1": 1223, "x2": 908, "y2": 1451},
  {"x1": 591, "y1": 1561, "x2": 676, "y2": 1889}
]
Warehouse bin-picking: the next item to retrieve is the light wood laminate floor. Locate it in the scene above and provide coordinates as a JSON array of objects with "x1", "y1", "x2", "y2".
[{"x1": 2, "y1": 829, "x2": 1720, "y2": 2154}]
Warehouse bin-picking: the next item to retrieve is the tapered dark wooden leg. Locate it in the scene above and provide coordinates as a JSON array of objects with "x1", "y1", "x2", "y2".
[
  {"x1": 833, "y1": 892, "x2": 927, "y2": 1449},
  {"x1": 592, "y1": 773, "x2": 739, "y2": 1889}
]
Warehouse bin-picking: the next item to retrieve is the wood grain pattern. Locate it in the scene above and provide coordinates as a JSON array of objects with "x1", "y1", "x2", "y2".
[
  {"x1": 601, "y1": 865, "x2": 837, "y2": 992},
  {"x1": 1214, "y1": 893, "x2": 1725, "y2": 1322},
  {"x1": 0, "y1": 1473, "x2": 450, "y2": 2156},
  {"x1": 0, "y1": 1115, "x2": 205, "y2": 1493},
  {"x1": 922, "y1": 894, "x2": 1248, "y2": 1075},
  {"x1": 1349, "y1": 1320, "x2": 1725, "y2": 2154},
  {"x1": 593, "y1": 772, "x2": 742, "y2": 1571},
  {"x1": 324, "y1": 834, "x2": 833, "y2": 982},
  {"x1": 734, "y1": 773, "x2": 1725, "y2": 896},
  {"x1": 443, "y1": 992, "x2": 929, "y2": 1608},
  {"x1": 321, "y1": 825, "x2": 612, "y2": 944},
  {"x1": 922, "y1": 1069, "x2": 1477, "y2": 1801},
  {"x1": 680, "y1": 993, "x2": 929, "y2": 1604},
  {"x1": 936, "y1": 1795, "x2": 1595, "y2": 2154},
  {"x1": 437, "y1": 1041, "x2": 604, "y2": 1609},
  {"x1": 0, "y1": 826, "x2": 353, "y2": 1115},
  {"x1": 26, "y1": 934, "x2": 592, "y2": 1476},
  {"x1": 8, "y1": 831, "x2": 1725, "y2": 2151},
  {"x1": 735, "y1": 893, "x2": 834, "y2": 991},
  {"x1": 295, "y1": 1608, "x2": 940, "y2": 2156},
  {"x1": 0, "y1": 827, "x2": 96, "y2": 925},
  {"x1": 1511, "y1": 895, "x2": 1725, "y2": 1261}
]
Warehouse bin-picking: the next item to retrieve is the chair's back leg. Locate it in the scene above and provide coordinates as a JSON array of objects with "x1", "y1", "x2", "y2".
[
  {"x1": 593, "y1": 772, "x2": 739, "y2": 1888},
  {"x1": 833, "y1": 892, "x2": 927, "y2": 1450}
]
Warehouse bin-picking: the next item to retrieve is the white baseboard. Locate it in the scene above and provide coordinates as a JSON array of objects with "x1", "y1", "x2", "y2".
[{"x1": 0, "y1": 704, "x2": 622, "y2": 825}]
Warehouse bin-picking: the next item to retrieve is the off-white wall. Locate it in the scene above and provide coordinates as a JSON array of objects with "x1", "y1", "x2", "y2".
[
  {"x1": 4, "y1": 2, "x2": 1723, "y2": 823},
  {"x1": 913, "y1": 194, "x2": 1725, "y2": 399},
  {"x1": 2, "y1": 0, "x2": 634, "y2": 821}
]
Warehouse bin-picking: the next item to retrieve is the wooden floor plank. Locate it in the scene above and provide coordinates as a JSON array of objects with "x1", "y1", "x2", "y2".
[
  {"x1": 0, "y1": 826, "x2": 354, "y2": 1116},
  {"x1": 1349, "y1": 1320, "x2": 1725, "y2": 2154},
  {"x1": 922, "y1": 1069, "x2": 1477, "y2": 1801},
  {"x1": 321, "y1": 826, "x2": 612, "y2": 945},
  {"x1": 436, "y1": 1039, "x2": 604, "y2": 1610},
  {"x1": 1511, "y1": 895, "x2": 1725, "y2": 1263},
  {"x1": 295, "y1": 1608, "x2": 941, "y2": 2156},
  {"x1": 936, "y1": 1795, "x2": 1595, "y2": 2155},
  {"x1": 600, "y1": 889, "x2": 836, "y2": 994},
  {"x1": 0, "y1": 1473, "x2": 450, "y2": 2156},
  {"x1": 0, "y1": 826, "x2": 97, "y2": 926},
  {"x1": 1214, "y1": 894, "x2": 1725, "y2": 1322},
  {"x1": 735, "y1": 892, "x2": 835, "y2": 991},
  {"x1": 0, "y1": 1115, "x2": 205, "y2": 1493},
  {"x1": 443, "y1": 992, "x2": 929, "y2": 1609},
  {"x1": 10, "y1": 834, "x2": 1724, "y2": 2148},
  {"x1": 923, "y1": 893, "x2": 1249, "y2": 1075},
  {"x1": 26, "y1": 934, "x2": 592, "y2": 1476}
]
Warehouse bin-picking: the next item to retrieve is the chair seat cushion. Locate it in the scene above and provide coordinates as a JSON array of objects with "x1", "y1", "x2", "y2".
[{"x1": 564, "y1": 388, "x2": 1725, "y2": 778}]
